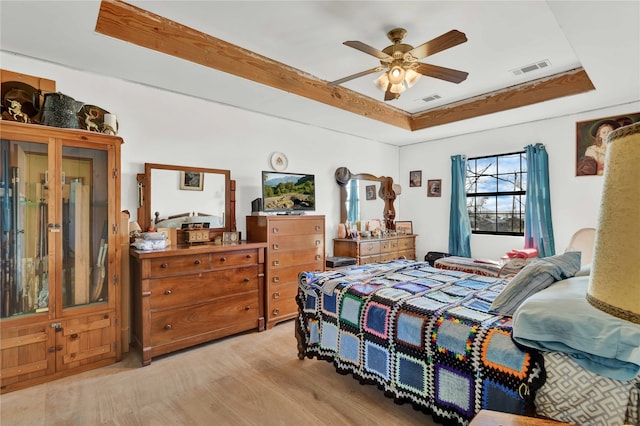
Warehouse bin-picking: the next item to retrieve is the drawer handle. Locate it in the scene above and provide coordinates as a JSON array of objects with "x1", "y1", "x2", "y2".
[
  {"x1": 56, "y1": 345, "x2": 63, "y2": 351},
  {"x1": 274, "y1": 291, "x2": 280, "y2": 299},
  {"x1": 315, "y1": 226, "x2": 321, "y2": 231},
  {"x1": 273, "y1": 276, "x2": 279, "y2": 283},
  {"x1": 244, "y1": 306, "x2": 251, "y2": 311},
  {"x1": 164, "y1": 289, "x2": 172, "y2": 295},
  {"x1": 315, "y1": 240, "x2": 320, "y2": 246},
  {"x1": 273, "y1": 308, "x2": 280, "y2": 315},
  {"x1": 164, "y1": 324, "x2": 172, "y2": 330},
  {"x1": 48, "y1": 347, "x2": 56, "y2": 353},
  {"x1": 273, "y1": 259, "x2": 280, "y2": 267},
  {"x1": 273, "y1": 243, "x2": 279, "y2": 250},
  {"x1": 70, "y1": 333, "x2": 78, "y2": 340},
  {"x1": 194, "y1": 259, "x2": 201, "y2": 265},
  {"x1": 244, "y1": 277, "x2": 250, "y2": 282},
  {"x1": 272, "y1": 227, "x2": 279, "y2": 234},
  {"x1": 160, "y1": 263, "x2": 168, "y2": 268},
  {"x1": 245, "y1": 254, "x2": 252, "y2": 259},
  {"x1": 219, "y1": 257, "x2": 227, "y2": 262}
]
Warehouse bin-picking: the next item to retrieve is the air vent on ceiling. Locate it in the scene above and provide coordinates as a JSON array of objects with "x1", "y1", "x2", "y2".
[
  {"x1": 421, "y1": 94, "x2": 442, "y2": 103},
  {"x1": 511, "y1": 59, "x2": 551, "y2": 76}
]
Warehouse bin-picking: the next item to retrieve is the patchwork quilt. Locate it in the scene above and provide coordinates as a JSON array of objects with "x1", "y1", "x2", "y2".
[{"x1": 296, "y1": 260, "x2": 545, "y2": 426}]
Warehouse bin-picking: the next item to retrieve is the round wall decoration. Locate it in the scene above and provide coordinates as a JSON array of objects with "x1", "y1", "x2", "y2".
[{"x1": 270, "y1": 152, "x2": 288, "y2": 171}]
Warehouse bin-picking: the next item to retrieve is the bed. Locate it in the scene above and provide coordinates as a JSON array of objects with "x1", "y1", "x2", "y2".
[{"x1": 295, "y1": 259, "x2": 640, "y2": 425}]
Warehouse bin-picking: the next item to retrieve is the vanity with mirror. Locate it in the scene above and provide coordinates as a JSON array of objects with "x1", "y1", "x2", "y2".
[
  {"x1": 130, "y1": 163, "x2": 267, "y2": 365},
  {"x1": 333, "y1": 167, "x2": 417, "y2": 265}
]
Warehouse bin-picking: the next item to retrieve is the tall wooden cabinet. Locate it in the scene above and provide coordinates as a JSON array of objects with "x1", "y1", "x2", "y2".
[
  {"x1": 0, "y1": 121, "x2": 123, "y2": 393},
  {"x1": 246, "y1": 215, "x2": 325, "y2": 329},
  {"x1": 129, "y1": 242, "x2": 267, "y2": 366},
  {"x1": 334, "y1": 235, "x2": 417, "y2": 265}
]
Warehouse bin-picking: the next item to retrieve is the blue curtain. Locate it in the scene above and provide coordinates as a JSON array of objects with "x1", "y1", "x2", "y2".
[
  {"x1": 524, "y1": 143, "x2": 555, "y2": 257},
  {"x1": 448, "y1": 155, "x2": 471, "y2": 257},
  {"x1": 347, "y1": 179, "x2": 359, "y2": 223}
]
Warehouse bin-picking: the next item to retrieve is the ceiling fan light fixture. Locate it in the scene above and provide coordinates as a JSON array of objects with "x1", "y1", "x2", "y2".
[
  {"x1": 374, "y1": 73, "x2": 389, "y2": 90},
  {"x1": 389, "y1": 82, "x2": 406, "y2": 94},
  {"x1": 388, "y1": 65, "x2": 406, "y2": 85},
  {"x1": 405, "y1": 69, "x2": 421, "y2": 88}
]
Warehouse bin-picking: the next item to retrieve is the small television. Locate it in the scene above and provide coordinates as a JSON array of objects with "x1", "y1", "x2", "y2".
[{"x1": 261, "y1": 171, "x2": 315, "y2": 213}]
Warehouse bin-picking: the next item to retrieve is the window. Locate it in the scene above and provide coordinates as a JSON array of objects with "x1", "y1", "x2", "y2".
[{"x1": 466, "y1": 151, "x2": 527, "y2": 235}]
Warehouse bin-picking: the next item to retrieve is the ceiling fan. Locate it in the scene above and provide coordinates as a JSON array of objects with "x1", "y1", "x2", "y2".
[{"x1": 328, "y1": 28, "x2": 469, "y2": 101}]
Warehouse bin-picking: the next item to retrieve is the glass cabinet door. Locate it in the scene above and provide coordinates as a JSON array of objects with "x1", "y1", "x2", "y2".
[
  {"x1": 0, "y1": 138, "x2": 50, "y2": 318},
  {"x1": 60, "y1": 144, "x2": 110, "y2": 309}
]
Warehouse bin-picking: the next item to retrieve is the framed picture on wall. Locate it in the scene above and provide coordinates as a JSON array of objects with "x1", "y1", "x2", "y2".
[
  {"x1": 396, "y1": 221, "x2": 413, "y2": 235},
  {"x1": 427, "y1": 179, "x2": 442, "y2": 197},
  {"x1": 180, "y1": 171, "x2": 204, "y2": 190},
  {"x1": 365, "y1": 185, "x2": 377, "y2": 200},
  {"x1": 576, "y1": 112, "x2": 640, "y2": 176},
  {"x1": 410, "y1": 170, "x2": 422, "y2": 187}
]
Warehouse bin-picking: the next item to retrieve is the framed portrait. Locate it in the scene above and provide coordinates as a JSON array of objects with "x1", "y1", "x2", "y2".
[
  {"x1": 410, "y1": 170, "x2": 422, "y2": 187},
  {"x1": 576, "y1": 112, "x2": 640, "y2": 176},
  {"x1": 396, "y1": 221, "x2": 413, "y2": 235},
  {"x1": 365, "y1": 185, "x2": 376, "y2": 200},
  {"x1": 427, "y1": 179, "x2": 442, "y2": 197},
  {"x1": 180, "y1": 171, "x2": 204, "y2": 190}
]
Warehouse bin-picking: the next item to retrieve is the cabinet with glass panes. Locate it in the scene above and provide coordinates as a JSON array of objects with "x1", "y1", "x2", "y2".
[{"x1": 0, "y1": 120, "x2": 122, "y2": 393}]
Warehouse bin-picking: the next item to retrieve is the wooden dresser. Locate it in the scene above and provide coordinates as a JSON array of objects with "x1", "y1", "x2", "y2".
[
  {"x1": 129, "y1": 242, "x2": 267, "y2": 366},
  {"x1": 333, "y1": 235, "x2": 417, "y2": 265},
  {"x1": 246, "y1": 215, "x2": 325, "y2": 329}
]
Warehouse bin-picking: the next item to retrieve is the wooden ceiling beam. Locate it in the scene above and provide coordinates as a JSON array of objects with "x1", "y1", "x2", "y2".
[
  {"x1": 95, "y1": 0, "x2": 412, "y2": 130},
  {"x1": 410, "y1": 68, "x2": 595, "y2": 130},
  {"x1": 96, "y1": 0, "x2": 595, "y2": 134}
]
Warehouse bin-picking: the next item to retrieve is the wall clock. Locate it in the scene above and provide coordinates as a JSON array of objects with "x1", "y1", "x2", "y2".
[{"x1": 270, "y1": 152, "x2": 288, "y2": 171}]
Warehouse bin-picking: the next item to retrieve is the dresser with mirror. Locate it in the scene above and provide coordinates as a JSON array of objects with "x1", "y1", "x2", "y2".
[
  {"x1": 130, "y1": 163, "x2": 267, "y2": 365},
  {"x1": 333, "y1": 167, "x2": 416, "y2": 265}
]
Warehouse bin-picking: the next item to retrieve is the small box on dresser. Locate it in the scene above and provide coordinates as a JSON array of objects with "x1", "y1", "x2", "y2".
[{"x1": 246, "y1": 215, "x2": 325, "y2": 329}]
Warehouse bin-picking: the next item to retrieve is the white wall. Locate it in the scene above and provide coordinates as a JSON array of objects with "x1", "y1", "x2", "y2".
[
  {"x1": 399, "y1": 101, "x2": 640, "y2": 260},
  {"x1": 1, "y1": 52, "x2": 399, "y2": 251},
  {"x1": 4, "y1": 52, "x2": 638, "y2": 260}
]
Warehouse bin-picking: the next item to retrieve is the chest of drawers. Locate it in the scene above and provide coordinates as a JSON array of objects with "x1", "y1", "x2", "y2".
[
  {"x1": 333, "y1": 235, "x2": 417, "y2": 265},
  {"x1": 130, "y1": 242, "x2": 267, "y2": 365},
  {"x1": 246, "y1": 215, "x2": 325, "y2": 328}
]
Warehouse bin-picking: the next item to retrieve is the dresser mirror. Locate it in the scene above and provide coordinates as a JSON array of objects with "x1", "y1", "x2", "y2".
[
  {"x1": 336, "y1": 167, "x2": 397, "y2": 230},
  {"x1": 137, "y1": 163, "x2": 232, "y2": 235}
]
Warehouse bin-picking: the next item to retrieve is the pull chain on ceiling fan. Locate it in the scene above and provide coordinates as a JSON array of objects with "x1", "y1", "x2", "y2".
[{"x1": 328, "y1": 28, "x2": 469, "y2": 101}]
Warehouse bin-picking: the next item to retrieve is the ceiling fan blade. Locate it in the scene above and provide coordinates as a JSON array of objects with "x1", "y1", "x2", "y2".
[
  {"x1": 344, "y1": 41, "x2": 393, "y2": 61},
  {"x1": 415, "y1": 63, "x2": 469, "y2": 83},
  {"x1": 407, "y1": 29, "x2": 467, "y2": 60},
  {"x1": 384, "y1": 83, "x2": 397, "y2": 101},
  {"x1": 328, "y1": 66, "x2": 386, "y2": 86}
]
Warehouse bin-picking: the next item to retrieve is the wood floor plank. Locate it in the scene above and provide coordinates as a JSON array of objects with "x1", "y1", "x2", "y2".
[{"x1": 0, "y1": 320, "x2": 437, "y2": 425}]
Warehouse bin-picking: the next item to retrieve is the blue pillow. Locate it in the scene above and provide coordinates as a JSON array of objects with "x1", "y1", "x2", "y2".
[
  {"x1": 489, "y1": 251, "x2": 581, "y2": 316},
  {"x1": 512, "y1": 276, "x2": 640, "y2": 381}
]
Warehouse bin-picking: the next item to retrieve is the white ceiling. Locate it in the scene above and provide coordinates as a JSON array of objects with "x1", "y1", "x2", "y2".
[{"x1": 1, "y1": 1, "x2": 638, "y2": 146}]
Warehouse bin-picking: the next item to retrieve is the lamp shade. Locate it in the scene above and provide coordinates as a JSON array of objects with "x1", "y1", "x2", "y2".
[
  {"x1": 129, "y1": 221, "x2": 142, "y2": 233},
  {"x1": 587, "y1": 122, "x2": 640, "y2": 324}
]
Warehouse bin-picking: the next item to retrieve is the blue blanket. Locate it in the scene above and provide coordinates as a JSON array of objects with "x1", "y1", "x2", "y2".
[{"x1": 296, "y1": 260, "x2": 545, "y2": 426}]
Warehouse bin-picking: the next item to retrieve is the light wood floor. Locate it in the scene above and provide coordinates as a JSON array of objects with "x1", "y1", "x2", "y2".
[{"x1": 0, "y1": 320, "x2": 438, "y2": 426}]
